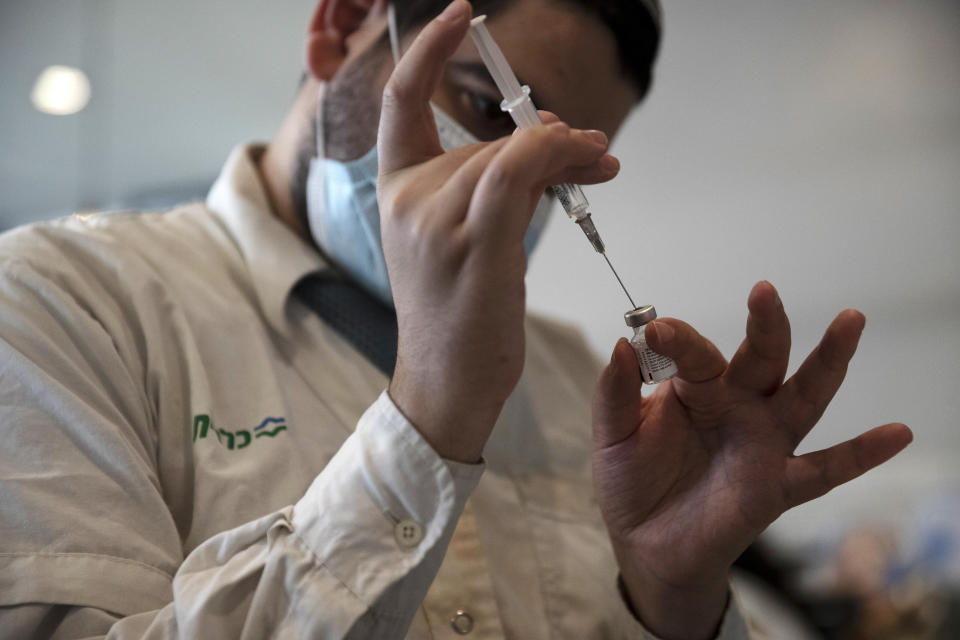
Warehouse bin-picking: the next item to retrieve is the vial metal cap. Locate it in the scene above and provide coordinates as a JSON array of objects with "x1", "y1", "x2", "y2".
[{"x1": 624, "y1": 305, "x2": 658, "y2": 327}]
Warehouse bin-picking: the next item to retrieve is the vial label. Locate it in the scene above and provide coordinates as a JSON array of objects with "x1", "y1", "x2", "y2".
[{"x1": 632, "y1": 344, "x2": 679, "y2": 385}]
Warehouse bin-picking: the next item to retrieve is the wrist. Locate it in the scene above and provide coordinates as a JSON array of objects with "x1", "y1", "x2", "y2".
[
  {"x1": 388, "y1": 369, "x2": 502, "y2": 464},
  {"x1": 616, "y1": 547, "x2": 730, "y2": 640}
]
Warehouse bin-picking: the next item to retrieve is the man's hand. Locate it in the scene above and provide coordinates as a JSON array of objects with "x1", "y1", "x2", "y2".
[
  {"x1": 377, "y1": 0, "x2": 619, "y2": 462},
  {"x1": 592, "y1": 281, "x2": 913, "y2": 639}
]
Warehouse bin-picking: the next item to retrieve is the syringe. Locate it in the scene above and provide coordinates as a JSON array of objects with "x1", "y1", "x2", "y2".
[{"x1": 468, "y1": 15, "x2": 637, "y2": 309}]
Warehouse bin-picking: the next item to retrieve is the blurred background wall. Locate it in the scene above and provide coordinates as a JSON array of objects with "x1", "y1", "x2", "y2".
[
  {"x1": 0, "y1": 0, "x2": 316, "y2": 224},
  {"x1": 529, "y1": 0, "x2": 960, "y2": 556},
  {"x1": 2, "y1": 0, "x2": 959, "y2": 626}
]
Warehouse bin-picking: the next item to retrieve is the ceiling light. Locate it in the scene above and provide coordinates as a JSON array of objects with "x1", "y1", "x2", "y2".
[{"x1": 31, "y1": 65, "x2": 91, "y2": 116}]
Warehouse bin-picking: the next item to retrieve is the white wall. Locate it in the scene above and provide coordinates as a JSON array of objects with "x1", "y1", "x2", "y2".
[
  {"x1": 0, "y1": 0, "x2": 317, "y2": 226},
  {"x1": 2, "y1": 0, "x2": 958, "y2": 555}
]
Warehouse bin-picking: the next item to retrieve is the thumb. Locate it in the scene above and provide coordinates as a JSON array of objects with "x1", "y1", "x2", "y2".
[
  {"x1": 592, "y1": 338, "x2": 644, "y2": 448},
  {"x1": 378, "y1": 0, "x2": 471, "y2": 175}
]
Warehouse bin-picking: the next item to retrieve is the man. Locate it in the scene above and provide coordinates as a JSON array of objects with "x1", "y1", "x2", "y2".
[{"x1": 0, "y1": 0, "x2": 912, "y2": 637}]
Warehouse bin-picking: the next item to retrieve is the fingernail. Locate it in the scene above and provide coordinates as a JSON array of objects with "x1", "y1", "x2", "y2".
[
  {"x1": 439, "y1": 0, "x2": 468, "y2": 21},
  {"x1": 599, "y1": 154, "x2": 619, "y2": 173},
  {"x1": 652, "y1": 321, "x2": 675, "y2": 344},
  {"x1": 609, "y1": 339, "x2": 625, "y2": 372},
  {"x1": 585, "y1": 129, "x2": 608, "y2": 146}
]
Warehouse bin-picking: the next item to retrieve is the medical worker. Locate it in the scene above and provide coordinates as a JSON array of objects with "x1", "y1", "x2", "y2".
[{"x1": 0, "y1": 0, "x2": 911, "y2": 638}]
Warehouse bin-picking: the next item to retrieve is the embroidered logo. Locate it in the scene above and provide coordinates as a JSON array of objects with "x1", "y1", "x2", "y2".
[{"x1": 192, "y1": 414, "x2": 287, "y2": 450}]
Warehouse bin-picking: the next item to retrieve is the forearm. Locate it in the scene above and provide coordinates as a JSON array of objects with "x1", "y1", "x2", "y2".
[
  {"x1": 389, "y1": 367, "x2": 502, "y2": 464},
  {"x1": 3, "y1": 393, "x2": 482, "y2": 639},
  {"x1": 169, "y1": 393, "x2": 480, "y2": 638}
]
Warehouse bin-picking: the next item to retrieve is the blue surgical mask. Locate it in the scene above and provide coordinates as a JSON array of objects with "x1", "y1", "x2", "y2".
[{"x1": 305, "y1": 13, "x2": 552, "y2": 308}]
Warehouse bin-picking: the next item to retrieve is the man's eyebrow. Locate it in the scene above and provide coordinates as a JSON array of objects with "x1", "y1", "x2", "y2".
[{"x1": 447, "y1": 60, "x2": 552, "y2": 113}]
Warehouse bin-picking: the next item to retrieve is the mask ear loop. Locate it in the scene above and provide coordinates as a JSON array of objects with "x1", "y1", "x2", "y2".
[
  {"x1": 315, "y1": 81, "x2": 327, "y2": 159},
  {"x1": 387, "y1": 2, "x2": 401, "y2": 65}
]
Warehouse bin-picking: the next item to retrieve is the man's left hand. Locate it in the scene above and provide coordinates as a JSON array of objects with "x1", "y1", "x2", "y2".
[{"x1": 592, "y1": 280, "x2": 912, "y2": 639}]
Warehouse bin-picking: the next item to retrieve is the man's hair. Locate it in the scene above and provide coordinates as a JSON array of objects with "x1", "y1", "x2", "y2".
[{"x1": 393, "y1": 0, "x2": 662, "y2": 100}]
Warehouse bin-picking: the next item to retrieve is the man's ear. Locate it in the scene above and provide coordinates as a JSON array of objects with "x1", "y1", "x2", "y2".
[{"x1": 305, "y1": 0, "x2": 389, "y2": 82}]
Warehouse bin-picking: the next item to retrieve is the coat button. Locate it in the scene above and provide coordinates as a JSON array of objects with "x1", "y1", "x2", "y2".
[
  {"x1": 450, "y1": 609, "x2": 474, "y2": 635},
  {"x1": 393, "y1": 519, "x2": 423, "y2": 548}
]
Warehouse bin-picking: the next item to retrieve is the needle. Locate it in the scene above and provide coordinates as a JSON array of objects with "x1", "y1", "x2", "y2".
[{"x1": 602, "y1": 252, "x2": 637, "y2": 309}]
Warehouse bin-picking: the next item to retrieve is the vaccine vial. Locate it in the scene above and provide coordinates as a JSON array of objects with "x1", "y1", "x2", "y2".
[{"x1": 625, "y1": 306, "x2": 679, "y2": 385}]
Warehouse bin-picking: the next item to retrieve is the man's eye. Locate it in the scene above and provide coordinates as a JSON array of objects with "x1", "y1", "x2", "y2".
[
  {"x1": 459, "y1": 90, "x2": 515, "y2": 140},
  {"x1": 467, "y1": 91, "x2": 504, "y2": 122}
]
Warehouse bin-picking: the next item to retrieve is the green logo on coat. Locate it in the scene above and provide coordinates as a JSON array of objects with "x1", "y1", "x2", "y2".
[{"x1": 192, "y1": 415, "x2": 287, "y2": 450}]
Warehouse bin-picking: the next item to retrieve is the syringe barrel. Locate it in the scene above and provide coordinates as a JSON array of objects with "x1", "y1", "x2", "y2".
[
  {"x1": 501, "y1": 89, "x2": 591, "y2": 220},
  {"x1": 552, "y1": 183, "x2": 590, "y2": 220}
]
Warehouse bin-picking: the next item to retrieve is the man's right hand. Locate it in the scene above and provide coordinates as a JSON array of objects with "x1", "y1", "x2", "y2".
[{"x1": 376, "y1": 0, "x2": 619, "y2": 462}]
